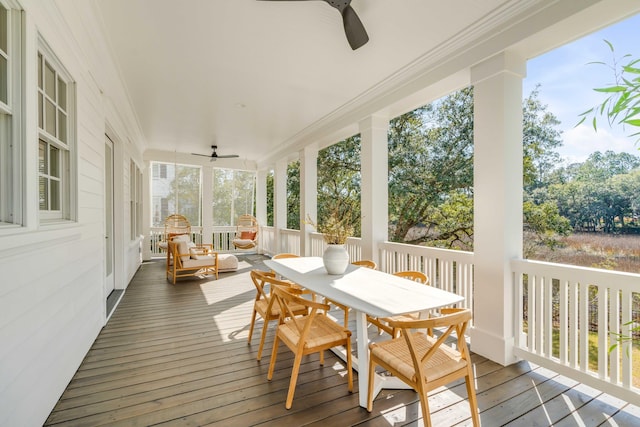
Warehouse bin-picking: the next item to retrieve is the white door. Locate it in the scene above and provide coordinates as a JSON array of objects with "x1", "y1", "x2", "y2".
[{"x1": 104, "y1": 136, "x2": 115, "y2": 296}]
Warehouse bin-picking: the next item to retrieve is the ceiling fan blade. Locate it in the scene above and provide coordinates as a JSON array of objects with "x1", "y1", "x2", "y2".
[
  {"x1": 191, "y1": 152, "x2": 212, "y2": 157},
  {"x1": 216, "y1": 154, "x2": 240, "y2": 158},
  {"x1": 342, "y1": 4, "x2": 368, "y2": 50},
  {"x1": 259, "y1": 0, "x2": 369, "y2": 50}
]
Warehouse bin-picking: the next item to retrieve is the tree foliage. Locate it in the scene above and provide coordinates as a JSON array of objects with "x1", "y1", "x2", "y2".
[
  {"x1": 388, "y1": 87, "x2": 474, "y2": 243},
  {"x1": 167, "y1": 164, "x2": 201, "y2": 226},
  {"x1": 317, "y1": 136, "x2": 362, "y2": 237},
  {"x1": 270, "y1": 83, "x2": 640, "y2": 253}
]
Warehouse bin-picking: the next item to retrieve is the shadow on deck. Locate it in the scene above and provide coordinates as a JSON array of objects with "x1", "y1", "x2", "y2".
[{"x1": 45, "y1": 256, "x2": 640, "y2": 426}]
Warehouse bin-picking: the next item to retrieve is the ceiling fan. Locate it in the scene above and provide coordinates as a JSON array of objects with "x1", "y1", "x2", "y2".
[
  {"x1": 260, "y1": 0, "x2": 369, "y2": 50},
  {"x1": 191, "y1": 145, "x2": 240, "y2": 162}
]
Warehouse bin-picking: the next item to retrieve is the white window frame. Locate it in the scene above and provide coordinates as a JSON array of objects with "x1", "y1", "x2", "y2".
[
  {"x1": 37, "y1": 36, "x2": 76, "y2": 223},
  {"x1": 129, "y1": 160, "x2": 143, "y2": 240},
  {"x1": 0, "y1": 0, "x2": 24, "y2": 228}
]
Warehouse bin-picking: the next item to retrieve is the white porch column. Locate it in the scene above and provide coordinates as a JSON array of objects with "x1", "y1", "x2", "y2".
[
  {"x1": 300, "y1": 145, "x2": 318, "y2": 256},
  {"x1": 470, "y1": 51, "x2": 525, "y2": 366},
  {"x1": 201, "y1": 166, "x2": 213, "y2": 246},
  {"x1": 359, "y1": 115, "x2": 389, "y2": 264},
  {"x1": 256, "y1": 169, "x2": 268, "y2": 254},
  {"x1": 274, "y1": 159, "x2": 288, "y2": 254}
]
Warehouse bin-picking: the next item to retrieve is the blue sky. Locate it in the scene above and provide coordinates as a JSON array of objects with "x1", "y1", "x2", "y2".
[{"x1": 523, "y1": 12, "x2": 640, "y2": 164}]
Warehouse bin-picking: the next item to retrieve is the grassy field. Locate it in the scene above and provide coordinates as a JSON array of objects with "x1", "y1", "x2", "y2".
[
  {"x1": 526, "y1": 232, "x2": 640, "y2": 386},
  {"x1": 528, "y1": 232, "x2": 640, "y2": 274},
  {"x1": 548, "y1": 328, "x2": 640, "y2": 387}
]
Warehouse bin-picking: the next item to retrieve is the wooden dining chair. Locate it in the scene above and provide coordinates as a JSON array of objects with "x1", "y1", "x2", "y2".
[
  {"x1": 247, "y1": 270, "x2": 308, "y2": 361},
  {"x1": 272, "y1": 253, "x2": 300, "y2": 259},
  {"x1": 326, "y1": 260, "x2": 377, "y2": 327},
  {"x1": 367, "y1": 308, "x2": 479, "y2": 427},
  {"x1": 267, "y1": 285, "x2": 353, "y2": 409},
  {"x1": 367, "y1": 270, "x2": 431, "y2": 337},
  {"x1": 351, "y1": 259, "x2": 377, "y2": 269}
]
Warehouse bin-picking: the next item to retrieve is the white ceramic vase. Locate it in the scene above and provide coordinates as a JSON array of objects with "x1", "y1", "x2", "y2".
[{"x1": 323, "y1": 244, "x2": 349, "y2": 275}]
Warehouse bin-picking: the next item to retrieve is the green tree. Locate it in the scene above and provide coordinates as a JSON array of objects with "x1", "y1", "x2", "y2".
[
  {"x1": 266, "y1": 171, "x2": 274, "y2": 226},
  {"x1": 523, "y1": 85, "x2": 563, "y2": 190},
  {"x1": 287, "y1": 161, "x2": 300, "y2": 229},
  {"x1": 317, "y1": 136, "x2": 362, "y2": 237},
  {"x1": 167, "y1": 164, "x2": 202, "y2": 226},
  {"x1": 523, "y1": 200, "x2": 572, "y2": 256},
  {"x1": 388, "y1": 88, "x2": 474, "y2": 243}
]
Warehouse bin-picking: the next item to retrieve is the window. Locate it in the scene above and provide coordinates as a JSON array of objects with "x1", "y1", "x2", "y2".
[
  {"x1": 0, "y1": 1, "x2": 23, "y2": 227},
  {"x1": 130, "y1": 160, "x2": 142, "y2": 239},
  {"x1": 212, "y1": 168, "x2": 255, "y2": 226},
  {"x1": 37, "y1": 40, "x2": 75, "y2": 222},
  {"x1": 150, "y1": 161, "x2": 201, "y2": 227}
]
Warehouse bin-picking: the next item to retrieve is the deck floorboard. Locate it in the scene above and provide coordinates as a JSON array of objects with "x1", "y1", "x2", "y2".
[{"x1": 46, "y1": 256, "x2": 640, "y2": 426}]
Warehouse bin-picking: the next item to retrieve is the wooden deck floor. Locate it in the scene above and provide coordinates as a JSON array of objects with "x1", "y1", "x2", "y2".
[{"x1": 46, "y1": 256, "x2": 640, "y2": 426}]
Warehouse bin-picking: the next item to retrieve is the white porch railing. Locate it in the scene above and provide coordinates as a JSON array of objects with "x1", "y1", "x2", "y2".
[
  {"x1": 279, "y1": 228, "x2": 301, "y2": 255},
  {"x1": 149, "y1": 226, "x2": 237, "y2": 256},
  {"x1": 512, "y1": 259, "x2": 640, "y2": 405},
  {"x1": 378, "y1": 241, "x2": 475, "y2": 313},
  {"x1": 261, "y1": 226, "x2": 276, "y2": 255}
]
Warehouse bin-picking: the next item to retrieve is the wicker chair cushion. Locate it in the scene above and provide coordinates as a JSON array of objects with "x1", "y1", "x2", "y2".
[
  {"x1": 370, "y1": 332, "x2": 465, "y2": 383},
  {"x1": 279, "y1": 315, "x2": 350, "y2": 349}
]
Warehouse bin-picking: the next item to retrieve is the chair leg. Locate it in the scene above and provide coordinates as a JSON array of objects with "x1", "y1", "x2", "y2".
[
  {"x1": 343, "y1": 308, "x2": 349, "y2": 328},
  {"x1": 247, "y1": 310, "x2": 257, "y2": 343},
  {"x1": 465, "y1": 370, "x2": 480, "y2": 426},
  {"x1": 319, "y1": 350, "x2": 324, "y2": 365},
  {"x1": 257, "y1": 317, "x2": 270, "y2": 361},
  {"x1": 418, "y1": 385, "x2": 432, "y2": 427},
  {"x1": 267, "y1": 335, "x2": 280, "y2": 380},
  {"x1": 345, "y1": 336, "x2": 353, "y2": 392},
  {"x1": 285, "y1": 352, "x2": 304, "y2": 409}
]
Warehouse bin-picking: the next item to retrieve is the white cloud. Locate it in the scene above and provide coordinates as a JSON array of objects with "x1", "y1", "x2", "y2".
[{"x1": 558, "y1": 125, "x2": 639, "y2": 164}]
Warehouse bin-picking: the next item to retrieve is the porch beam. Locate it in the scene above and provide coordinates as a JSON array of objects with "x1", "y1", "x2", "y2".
[
  {"x1": 470, "y1": 51, "x2": 525, "y2": 366},
  {"x1": 274, "y1": 159, "x2": 288, "y2": 254},
  {"x1": 359, "y1": 115, "x2": 389, "y2": 264},
  {"x1": 256, "y1": 169, "x2": 268, "y2": 254},
  {"x1": 201, "y1": 166, "x2": 213, "y2": 246}
]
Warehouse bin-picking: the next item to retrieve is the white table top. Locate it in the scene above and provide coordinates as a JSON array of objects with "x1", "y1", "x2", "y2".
[{"x1": 264, "y1": 257, "x2": 463, "y2": 318}]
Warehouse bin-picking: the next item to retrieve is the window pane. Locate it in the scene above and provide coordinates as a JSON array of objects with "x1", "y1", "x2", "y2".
[
  {"x1": 57, "y1": 77, "x2": 66, "y2": 110},
  {"x1": 50, "y1": 179, "x2": 60, "y2": 210},
  {"x1": 0, "y1": 4, "x2": 7, "y2": 54},
  {"x1": 44, "y1": 61, "x2": 55, "y2": 99},
  {"x1": 45, "y1": 98, "x2": 55, "y2": 134},
  {"x1": 58, "y1": 111, "x2": 66, "y2": 143},
  {"x1": 49, "y1": 145, "x2": 59, "y2": 177},
  {"x1": 38, "y1": 93, "x2": 43, "y2": 128},
  {"x1": 0, "y1": 55, "x2": 6, "y2": 105},
  {"x1": 39, "y1": 176, "x2": 48, "y2": 210},
  {"x1": 38, "y1": 53, "x2": 42, "y2": 89},
  {"x1": 38, "y1": 140, "x2": 47, "y2": 174}
]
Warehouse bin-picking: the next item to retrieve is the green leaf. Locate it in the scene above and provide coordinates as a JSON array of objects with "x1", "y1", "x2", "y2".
[
  {"x1": 622, "y1": 65, "x2": 640, "y2": 75},
  {"x1": 575, "y1": 116, "x2": 586, "y2": 127},
  {"x1": 594, "y1": 86, "x2": 627, "y2": 93},
  {"x1": 592, "y1": 116, "x2": 598, "y2": 131},
  {"x1": 604, "y1": 39, "x2": 614, "y2": 51},
  {"x1": 624, "y1": 119, "x2": 640, "y2": 126}
]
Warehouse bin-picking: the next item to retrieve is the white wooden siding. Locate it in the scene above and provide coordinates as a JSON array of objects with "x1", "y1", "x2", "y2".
[{"x1": 0, "y1": 1, "x2": 144, "y2": 426}]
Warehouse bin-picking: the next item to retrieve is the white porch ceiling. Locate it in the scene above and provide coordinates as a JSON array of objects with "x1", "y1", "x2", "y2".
[{"x1": 89, "y1": 0, "x2": 640, "y2": 167}]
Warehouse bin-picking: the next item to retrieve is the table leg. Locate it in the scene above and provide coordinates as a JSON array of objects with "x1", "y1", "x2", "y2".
[{"x1": 354, "y1": 309, "x2": 369, "y2": 408}]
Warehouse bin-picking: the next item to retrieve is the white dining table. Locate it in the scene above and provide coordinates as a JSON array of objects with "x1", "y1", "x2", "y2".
[{"x1": 263, "y1": 256, "x2": 464, "y2": 408}]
